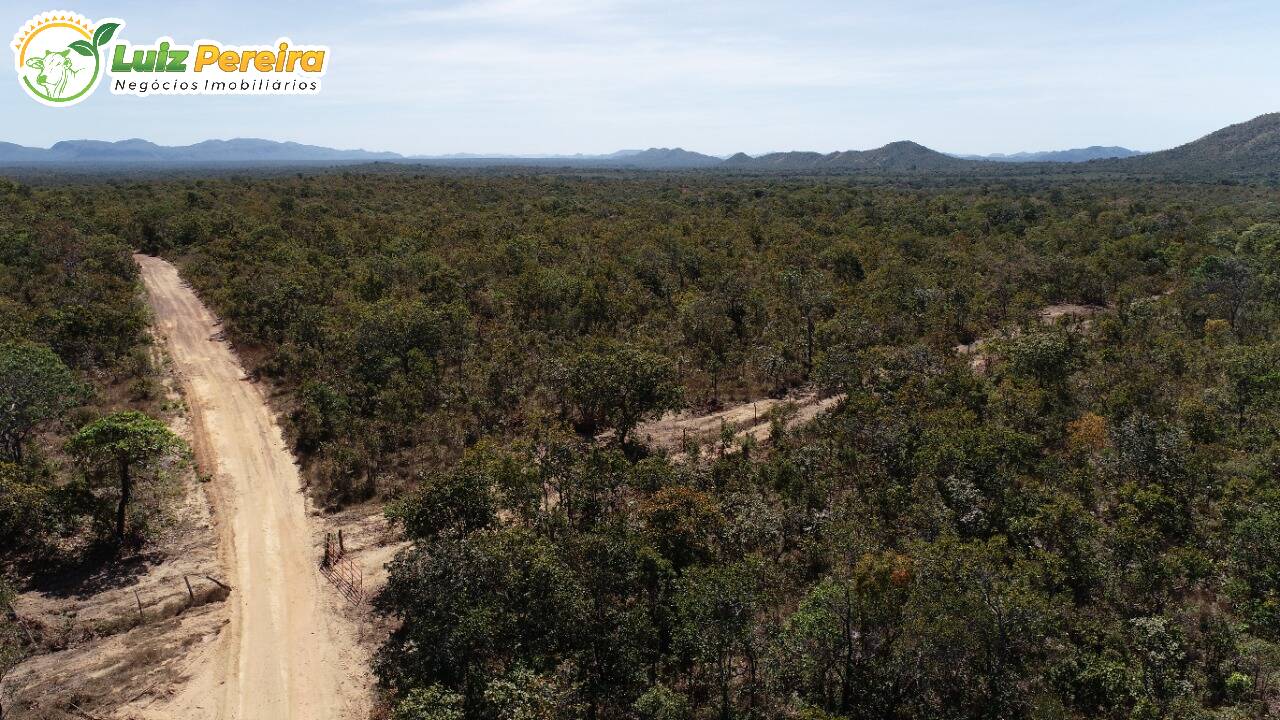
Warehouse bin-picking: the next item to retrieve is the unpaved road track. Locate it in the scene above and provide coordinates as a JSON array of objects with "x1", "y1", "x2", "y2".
[
  {"x1": 636, "y1": 391, "x2": 844, "y2": 457},
  {"x1": 135, "y1": 255, "x2": 364, "y2": 720}
]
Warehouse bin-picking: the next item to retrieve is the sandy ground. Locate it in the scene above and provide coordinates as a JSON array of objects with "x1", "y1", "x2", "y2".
[
  {"x1": 636, "y1": 391, "x2": 844, "y2": 457},
  {"x1": 130, "y1": 255, "x2": 369, "y2": 720},
  {"x1": 1037, "y1": 303, "x2": 1106, "y2": 324},
  {"x1": 313, "y1": 506, "x2": 407, "y2": 651}
]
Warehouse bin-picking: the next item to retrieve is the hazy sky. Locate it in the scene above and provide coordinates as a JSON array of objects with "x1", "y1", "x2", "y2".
[{"x1": 4, "y1": 0, "x2": 1279, "y2": 155}]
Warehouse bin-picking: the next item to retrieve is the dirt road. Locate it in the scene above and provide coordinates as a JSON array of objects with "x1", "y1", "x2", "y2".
[
  {"x1": 636, "y1": 391, "x2": 844, "y2": 457},
  {"x1": 134, "y1": 255, "x2": 365, "y2": 719}
]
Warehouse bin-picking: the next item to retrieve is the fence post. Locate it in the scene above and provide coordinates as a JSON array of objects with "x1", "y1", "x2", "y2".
[
  {"x1": 203, "y1": 575, "x2": 230, "y2": 591},
  {"x1": 184, "y1": 575, "x2": 195, "y2": 603},
  {"x1": 337, "y1": 528, "x2": 345, "y2": 557},
  {"x1": 133, "y1": 589, "x2": 144, "y2": 623}
]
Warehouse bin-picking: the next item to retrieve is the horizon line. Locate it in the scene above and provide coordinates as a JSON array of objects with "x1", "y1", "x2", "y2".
[{"x1": 3, "y1": 135, "x2": 1159, "y2": 159}]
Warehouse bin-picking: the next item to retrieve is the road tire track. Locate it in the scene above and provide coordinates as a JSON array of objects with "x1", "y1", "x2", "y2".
[{"x1": 135, "y1": 254, "x2": 362, "y2": 720}]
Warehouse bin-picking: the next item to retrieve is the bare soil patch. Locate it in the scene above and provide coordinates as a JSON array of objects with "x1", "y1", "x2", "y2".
[{"x1": 636, "y1": 390, "x2": 843, "y2": 458}]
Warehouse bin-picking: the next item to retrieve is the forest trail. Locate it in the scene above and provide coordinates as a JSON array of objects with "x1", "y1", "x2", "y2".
[
  {"x1": 133, "y1": 255, "x2": 366, "y2": 720},
  {"x1": 640, "y1": 302, "x2": 1112, "y2": 455},
  {"x1": 636, "y1": 391, "x2": 843, "y2": 456}
]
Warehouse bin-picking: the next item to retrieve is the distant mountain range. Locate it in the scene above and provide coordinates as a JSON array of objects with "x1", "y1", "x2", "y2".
[
  {"x1": 3, "y1": 113, "x2": 1280, "y2": 176},
  {"x1": 411, "y1": 147, "x2": 723, "y2": 167},
  {"x1": 419, "y1": 149, "x2": 646, "y2": 160},
  {"x1": 724, "y1": 141, "x2": 968, "y2": 171},
  {"x1": 616, "y1": 148, "x2": 723, "y2": 168},
  {"x1": 954, "y1": 146, "x2": 1144, "y2": 163},
  {"x1": 0, "y1": 138, "x2": 399, "y2": 163}
]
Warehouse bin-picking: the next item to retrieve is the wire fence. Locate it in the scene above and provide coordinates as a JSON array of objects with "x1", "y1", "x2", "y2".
[{"x1": 320, "y1": 529, "x2": 364, "y2": 605}]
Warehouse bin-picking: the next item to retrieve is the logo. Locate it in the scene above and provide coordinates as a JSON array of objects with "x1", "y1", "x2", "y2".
[
  {"x1": 12, "y1": 11, "x2": 328, "y2": 107},
  {"x1": 12, "y1": 11, "x2": 120, "y2": 106}
]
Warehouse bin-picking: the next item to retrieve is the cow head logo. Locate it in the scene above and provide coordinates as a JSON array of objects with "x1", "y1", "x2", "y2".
[{"x1": 12, "y1": 11, "x2": 122, "y2": 107}]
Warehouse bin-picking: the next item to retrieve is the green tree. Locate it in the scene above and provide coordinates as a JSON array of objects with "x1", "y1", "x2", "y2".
[
  {"x1": 394, "y1": 685, "x2": 464, "y2": 720},
  {"x1": 0, "y1": 463, "x2": 55, "y2": 551},
  {"x1": 388, "y1": 459, "x2": 497, "y2": 542},
  {"x1": 674, "y1": 560, "x2": 766, "y2": 720},
  {"x1": 561, "y1": 530, "x2": 664, "y2": 716},
  {"x1": 1193, "y1": 255, "x2": 1257, "y2": 333},
  {"x1": 67, "y1": 411, "x2": 186, "y2": 543},
  {"x1": 1004, "y1": 329, "x2": 1076, "y2": 386},
  {"x1": 679, "y1": 295, "x2": 737, "y2": 405},
  {"x1": 555, "y1": 343, "x2": 682, "y2": 446},
  {"x1": 1129, "y1": 616, "x2": 1193, "y2": 719},
  {"x1": 632, "y1": 684, "x2": 692, "y2": 720},
  {"x1": 778, "y1": 266, "x2": 834, "y2": 373},
  {"x1": 374, "y1": 530, "x2": 584, "y2": 709},
  {"x1": 482, "y1": 664, "x2": 575, "y2": 720},
  {"x1": 901, "y1": 538, "x2": 1057, "y2": 718},
  {"x1": 0, "y1": 341, "x2": 81, "y2": 464},
  {"x1": 782, "y1": 553, "x2": 912, "y2": 718},
  {"x1": 1231, "y1": 507, "x2": 1280, "y2": 639},
  {"x1": 1219, "y1": 343, "x2": 1280, "y2": 431}
]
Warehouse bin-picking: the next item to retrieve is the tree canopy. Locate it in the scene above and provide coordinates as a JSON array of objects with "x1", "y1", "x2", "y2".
[
  {"x1": 67, "y1": 410, "x2": 186, "y2": 542},
  {"x1": 6, "y1": 169, "x2": 1280, "y2": 718},
  {"x1": 0, "y1": 341, "x2": 81, "y2": 464}
]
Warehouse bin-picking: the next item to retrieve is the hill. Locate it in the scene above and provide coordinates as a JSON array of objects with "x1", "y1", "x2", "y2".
[
  {"x1": 0, "y1": 142, "x2": 49, "y2": 162},
  {"x1": 618, "y1": 147, "x2": 722, "y2": 168},
  {"x1": 0, "y1": 138, "x2": 402, "y2": 163},
  {"x1": 725, "y1": 141, "x2": 974, "y2": 171},
  {"x1": 825, "y1": 141, "x2": 973, "y2": 171},
  {"x1": 1118, "y1": 113, "x2": 1280, "y2": 174},
  {"x1": 958, "y1": 146, "x2": 1142, "y2": 162},
  {"x1": 723, "y1": 150, "x2": 824, "y2": 169}
]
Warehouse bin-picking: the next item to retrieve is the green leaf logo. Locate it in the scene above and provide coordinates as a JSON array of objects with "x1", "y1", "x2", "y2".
[
  {"x1": 69, "y1": 40, "x2": 94, "y2": 57},
  {"x1": 93, "y1": 22, "x2": 119, "y2": 47}
]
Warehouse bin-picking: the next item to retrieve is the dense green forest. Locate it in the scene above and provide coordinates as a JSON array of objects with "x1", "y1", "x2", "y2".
[
  {"x1": 0, "y1": 177, "x2": 186, "y2": 559},
  {"x1": 4, "y1": 169, "x2": 1280, "y2": 719},
  {"x1": 0, "y1": 176, "x2": 192, "y2": 715}
]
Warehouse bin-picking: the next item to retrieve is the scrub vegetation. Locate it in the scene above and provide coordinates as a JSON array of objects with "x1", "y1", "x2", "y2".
[{"x1": 5, "y1": 167, "x2": 1280, "y2": 719}]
